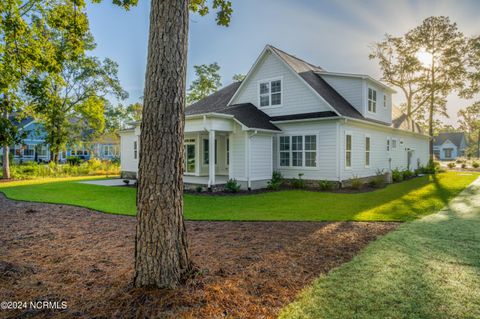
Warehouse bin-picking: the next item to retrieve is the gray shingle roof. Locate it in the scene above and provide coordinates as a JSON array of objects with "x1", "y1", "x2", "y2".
[
  {"x1": 185, "y1": 83, "x2": 280, "y2": 131},
  {"x1": 270, "y1": 111, "x2": 337, "y2": 122},
  {"x1": 433, "y1": 132, "x2": 466, "y2": 148},
  {"x1": 185, "y1": 45, "x2": 425, "y2": 135},
  {"x1": 391, "y1": 106, "x2": 424, "y2": 134}
]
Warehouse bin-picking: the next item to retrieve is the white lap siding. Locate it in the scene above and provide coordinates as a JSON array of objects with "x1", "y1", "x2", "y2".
[
  {"x1": 249, "y1": 134, "x2": 273, "y2": 180},
  {"x1": 339, "y1": 121, "x2": 429, "y2": 180},
  {"x1": 229, "y1": 131, "x2": 247, "y2": 180},
  {"x1": 119, "y1": 130, "x2": 138, "y2": 174},
  {"x1": 273, "y1": 120, "x2": 339, "y2": 181},
  {"x1": 231, "y1": 51, "x2": 333, "y2": 116}
]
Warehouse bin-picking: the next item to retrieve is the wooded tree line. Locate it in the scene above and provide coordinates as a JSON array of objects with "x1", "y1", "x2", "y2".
[
  {"x1": 0, "y1": 0, "x2": 142, "y2": 177},
  {"x1": 370, "y1": 16, "x2": 480, "y2": 159}
]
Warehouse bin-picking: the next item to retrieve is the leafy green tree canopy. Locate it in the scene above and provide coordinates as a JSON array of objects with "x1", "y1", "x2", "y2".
[{"x1": 187, "y1": 62, "x2": 222, "y2": 105}]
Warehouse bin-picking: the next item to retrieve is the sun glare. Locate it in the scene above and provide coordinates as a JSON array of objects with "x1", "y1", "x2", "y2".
[{"x1": 416, "y1": 49, "x2": 433, "y2": 67}]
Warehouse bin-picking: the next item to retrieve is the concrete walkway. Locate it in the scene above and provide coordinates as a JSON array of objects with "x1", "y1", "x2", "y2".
[{"x1": 79, "y1": 179, "x2": 135, "y2": 186}]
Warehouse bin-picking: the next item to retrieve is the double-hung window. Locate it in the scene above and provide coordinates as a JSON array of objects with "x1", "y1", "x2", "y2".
[
  {"x1": 392, "y1": 138, "x2": 397, "y2": 150},
  {"x1": 304, "y1": 135, "x2": 317, "y2": 167},
  {"x1": 203, "y1": 139, "x2": 217, "y2": 165},
  {"x1": 292, "y1": 136, "x2": 303, "y2": 167},
  {"x1": 259, "y1": 79, "x2": 282, "y2": 107},
  {"x1": 365, "y1": 136, "x2": 370, "y2": 167},
  {"x1": 345, "y1": 134, "x2": 352, "y2": 168},
  {"x1": 279, "y1": 135, "x2": 317, "y2": 168},
  {"x1": 279, "y1": 136, "x2": 290, "y2": 167},
  {"x1": 23, "y1": 144, "x2": 35, "y2": 157},
  {"x1": 368, "y1": 88, "x2": 377, "y2": 113}
]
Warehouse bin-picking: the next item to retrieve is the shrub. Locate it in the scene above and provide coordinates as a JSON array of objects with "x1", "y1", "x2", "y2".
[
  {"x1": 267, "y1": 171, "x2": 284, "y2": 190},
  {"x1": 392, "y1": 168, "x2": 403, "y2": 183},
  {"x1": 318, "y1": 180, "x2": 334, "y2": 191},
  {"x1": 67, "y1": 156, "x2": 81, "y2": 166},
  {"x1": 291, "y1": 173, "x2": 306, "y2": 189},
  {"x1": 461, "y1": 163, "x2": 467, "y2": 169},
  {"x1": 225, "y1": 178, "x2": 241, "y2": 193},
  {"x1": 195, "y1": 185, "x2": 203, "y2": 193},
  {"x1": 349, "y1": 175, "x2": 363, "y2": 190},
  {"x1": 447, "y1": 162, "x2": 456, "y2": 169},
  {"x1": 370, "y1": 169, "x2": 386, "y2": 188},
  {"x1": 455, "y1": 159, "x2": 464, "y2": 164},
  {"x1": 473, "y1": 162, "x2": 479, "y2": 168},
  {"x1": 402, "y1": 169, "x2": 413, "y2": 180}
]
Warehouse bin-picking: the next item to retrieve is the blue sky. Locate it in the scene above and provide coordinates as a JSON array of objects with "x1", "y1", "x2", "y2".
[{"x1": 86, "y1": 0, "x2": 480, "y2": 126}]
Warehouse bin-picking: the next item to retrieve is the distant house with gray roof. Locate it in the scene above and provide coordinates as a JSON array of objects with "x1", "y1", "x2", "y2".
[{"x1": 433, "y1": 132, "x2": 468, "y2": 160}]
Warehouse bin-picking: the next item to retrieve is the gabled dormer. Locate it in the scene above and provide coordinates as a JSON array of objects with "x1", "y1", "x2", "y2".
[
  {"x1": 317, "y1": 72, "x2": 395, "y2": 124},
  {"x1": 228, "y1": 45, "x2": 337, "y2": 117}
]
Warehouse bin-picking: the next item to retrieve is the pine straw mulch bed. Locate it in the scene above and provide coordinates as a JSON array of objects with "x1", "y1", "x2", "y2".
[{"x1": 0, "y1": 194, "x2": 399, "y2": 319}]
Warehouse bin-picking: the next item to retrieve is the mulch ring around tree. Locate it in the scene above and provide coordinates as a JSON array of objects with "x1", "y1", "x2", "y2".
[{"x1": 0, "y1": 194, "x2": 399, "y2": 319}]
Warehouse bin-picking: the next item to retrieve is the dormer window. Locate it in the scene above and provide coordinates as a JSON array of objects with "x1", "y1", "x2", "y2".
[
  {"x1": 259, "y1": 79, "x2": 282, "y2": 107},
  {"x1": 368, "y1": 88, "x2": 377, "y2": 113}
]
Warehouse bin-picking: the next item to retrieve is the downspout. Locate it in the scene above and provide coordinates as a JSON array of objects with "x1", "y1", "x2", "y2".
[{"x1": 246, "y1": 130, "x2": 258, "y2": 190}]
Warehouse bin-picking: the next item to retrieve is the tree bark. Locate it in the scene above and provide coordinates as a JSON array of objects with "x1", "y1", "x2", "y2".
[{"x1": 134, "y1": 0, "x2": 191, "y2": 288}]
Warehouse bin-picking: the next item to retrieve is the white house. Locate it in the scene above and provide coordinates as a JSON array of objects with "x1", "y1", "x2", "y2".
[
  {"x1": 119, "y1": 45, "x2": 429, "y2": 189},
  {"x1": 433, "y1": 132, "x2": 468, "y2": 160}
]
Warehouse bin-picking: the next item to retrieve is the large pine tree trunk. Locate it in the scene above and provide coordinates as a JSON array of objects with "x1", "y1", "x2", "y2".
[{"x1": 134, "y1": 0, "x2": 191, "y2": 288}]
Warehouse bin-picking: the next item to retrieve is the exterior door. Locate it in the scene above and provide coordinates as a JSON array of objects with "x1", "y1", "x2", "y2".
[{"x1": 184, "y1": 143, "x2": 196, "y2": 174}]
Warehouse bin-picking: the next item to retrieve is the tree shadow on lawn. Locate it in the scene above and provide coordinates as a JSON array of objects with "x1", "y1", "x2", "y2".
[
  {"x1": 280, "y1": 180, "x2": 480, "y2": 319},
  {"x1": 0, "y1": 195, "x2": 399, "y2": 319}
]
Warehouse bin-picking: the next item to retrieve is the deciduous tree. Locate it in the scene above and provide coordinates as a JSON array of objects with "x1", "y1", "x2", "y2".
[
  {"x1": 186, "y1": 62, "x2": 222, "y2": 105},
  {"x1": 458, "y1": 102, "x2": 480, "y2": 158}
]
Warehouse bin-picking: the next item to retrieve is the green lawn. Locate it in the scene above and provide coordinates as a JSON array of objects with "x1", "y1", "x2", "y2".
[
  {"x1": 0, "y1": 172, "x2": 477, "y2": 221},
  {"x1": 280, "y1": 177, "x2": 480, "y2": 319}
]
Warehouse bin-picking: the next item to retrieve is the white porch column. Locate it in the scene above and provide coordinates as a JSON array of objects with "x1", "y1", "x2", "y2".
[{"x1": 208, "y1": 130, "x2": 215, "y2": 187}]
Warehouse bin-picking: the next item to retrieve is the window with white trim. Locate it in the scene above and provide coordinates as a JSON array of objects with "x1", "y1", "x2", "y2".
[
  {"x1": 279, "y1": 136, "x2": 290, "y2": 167},
  {"x1": 226, "y1": 138, "x2": 229, "y2": 166},
  {"x1": 392, "y1": 138, "x2": 397, "y2": 150},
  {"x1": 279, "y1": 135, "x2": 317, "y2": 168},
  {"x1": 259, "y1": 79, "x2": 282, "y2": 107},
  {"x1": 103, "y1": 145, "x2": 116, "y2": 157},
  {"x1": 368, "y1": 88, "x2": 377, "y2": 113},
  {"x1": 203, "y1": 139, "x2": 217, "y2": 165},
  {"x1": 133, "y1": 141, "x2": 137, "y2": 159},
  {"x1": 38, "y1": 145, "x2": 48, "y2": 157},
  {"x1": 292, "y1": 136, "x2": 303, "y2": 167},
  {"x1": 304, "y1": 135, "x2": 317, "y2": 167},
  {"x1": 23, "y1": 144, "x2": 35, "y2": 157},
  {"x1": 365, "y1": 136, "x2": 370, "y2": 167},
  {"x1": 345, "y1": 134, "x2": 352, "y2": 168}
]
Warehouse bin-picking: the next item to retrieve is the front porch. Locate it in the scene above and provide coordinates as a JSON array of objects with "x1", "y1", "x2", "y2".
[{"x1": 183, "y1": 175, "x2": 229, "y2": 190}]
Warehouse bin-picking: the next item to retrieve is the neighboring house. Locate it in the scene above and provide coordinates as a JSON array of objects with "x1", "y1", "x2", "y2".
[
  {"x1": 119, "y1": 45, "x2": 429, "y2": 189},
  {"x1": 1, "y1": 116, "x2": 119, "y2": 163},
  {"x1": 433, "y1": 132, "x2": 468, "y2": 160}
]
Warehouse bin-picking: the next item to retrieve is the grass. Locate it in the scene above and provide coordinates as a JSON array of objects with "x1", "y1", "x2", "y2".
[
  {"x1": 0, "y1": 171, "x2": 477, "y2": 221},
  {"x1": 280, "y1": 177, "x2": 480, "y2": 319}
]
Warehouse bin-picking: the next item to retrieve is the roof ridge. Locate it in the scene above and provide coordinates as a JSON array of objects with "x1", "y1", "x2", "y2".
[{"x1": 267, "y1": 45, "x2": 324, "y2": 72}]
